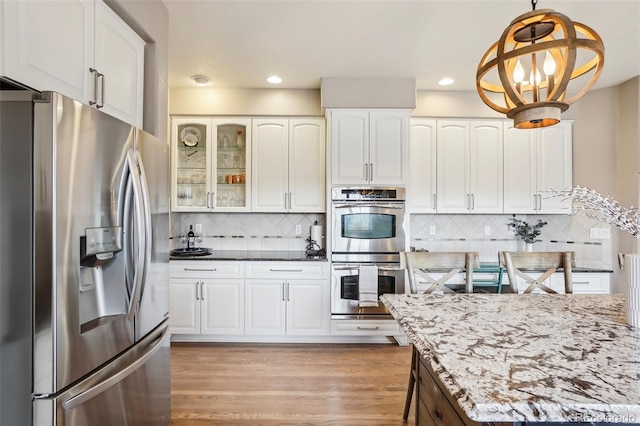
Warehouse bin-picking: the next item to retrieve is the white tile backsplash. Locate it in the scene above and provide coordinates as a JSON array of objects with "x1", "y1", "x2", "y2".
[
  {"x1": 171, "y1": 212, "x2": 326, "y2": 252},
  {"x1": 171, "y1": 211, "x2": 612, "y2": 268},
  {"x1": 410, "y1": 214, "x2": 612, "y2": 269}
]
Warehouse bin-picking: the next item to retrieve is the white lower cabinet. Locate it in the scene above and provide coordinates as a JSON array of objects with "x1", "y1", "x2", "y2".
[
  {"x1": 511, "y1": 272, "x2": 611, "y2": 294},
  {"x1": 169, "y1": 261, "x2": 245, "y2": 335},
  {"x1": 245, "y1": 262, "x2": 330, "y2": 336},
  {"x1": 169, "y1": 260, "x2": 330, "y2": 339}
]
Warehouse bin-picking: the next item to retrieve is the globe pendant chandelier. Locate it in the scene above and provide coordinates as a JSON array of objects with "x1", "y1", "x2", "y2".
[{"x1": 476, "y1": 0, "x2": 604, "y2": 129}]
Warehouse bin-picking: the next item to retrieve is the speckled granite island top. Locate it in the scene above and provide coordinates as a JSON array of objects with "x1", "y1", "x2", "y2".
[{"x1": 380, "y1": 293, "x2": 640, "y2": 424}]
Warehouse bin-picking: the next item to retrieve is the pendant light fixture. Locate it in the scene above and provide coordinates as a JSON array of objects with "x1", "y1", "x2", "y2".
[{"x1": 476, "y1": 0, "x2": 604, "y2": 129}]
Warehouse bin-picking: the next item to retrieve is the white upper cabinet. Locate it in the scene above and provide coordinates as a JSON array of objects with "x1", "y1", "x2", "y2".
[
  {"x1": 330, "y1": 109, "x2": 409, "y2": 185},
  {"x1": 503, "y1": 121, "x2": 572, "y2": 214},
  {"x1": 171, "y1": 117, "x2": 253, "y2": 212},
  {"x1": 252, "y1": 118, "x2": 325, "y2": 213},
  {"x1": 93, "y1": 0, "x2": 144, "y2": 126},
  {"x1": 1, "y1": 0, "x2": 144, "y2": 127},
  {"x1": 409, "y1": 119, "x2": 437, "y2": 213},
  {"x1": 436, "y1": 120, "x2": 503, "y2": 213}
]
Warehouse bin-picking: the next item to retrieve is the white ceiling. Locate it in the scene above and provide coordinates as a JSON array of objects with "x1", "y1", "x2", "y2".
[{"x1": 165, "y1": 0, "x2": 640, "y2": 92}]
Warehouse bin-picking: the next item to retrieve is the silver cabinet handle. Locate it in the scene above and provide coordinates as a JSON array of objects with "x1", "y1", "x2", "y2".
[
  {"x1": 288, "y1": 192, "x2": 292, "y2": 210},
  {"x1": 538, "y1": 194, "x2": 542, "y2": 211},
  {"x1": 573, "y1": 281, "x2": 591, "y2": 285},
  {"x1": 284, "y1": 192, "x2": 288, "y2": 210},
  {"x1": 357, "y1": 326, "x2": 380, "y2": 330},
  {"x1": 89, "y1": 68, "x2": 99, "y2": 106},
  {"x1": 200, "y1": 281, "x2": 204, "y2": 300},
  {"x1": 184, "y1": 268, "x2": 217, "y2": 272},
  {"x1": 533, "y1": 194, "x2": 538, "y2": 210},
  {"x1": 281, "y1": 282, "x2": 286, "y2": 301},
  {"x1": 97, "y1": 72, "x2": 105, "y2": 108},
  {"x1": 369, "y1": 163, "x2": 373, "y2": 181},
  {"x1": 195, "y1": 281, "x2": 200, "y2": 300},
  {"x1": 471, "y1": 193, "x2": 475, "y2": 210},
  {"x1": 285, "y1": 282, "x2": 290, "y2": 301},
  {"x1": 269, "y1": 268, "x2": 303, "y2": 272},
  {"x1": 206, "y1": 191, "x2": 210, "y2": 209},
  {"x1": 364, "y1": 163, "x2": 368, "y2": 181},
  {"x1": 466, "y1": 194, "x2": 470, "y2": 210}
]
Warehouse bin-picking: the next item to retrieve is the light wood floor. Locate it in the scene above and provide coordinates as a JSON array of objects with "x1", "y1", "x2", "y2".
[{"x1": 170, "y1": 343, "x2": 415, "y2": 425}]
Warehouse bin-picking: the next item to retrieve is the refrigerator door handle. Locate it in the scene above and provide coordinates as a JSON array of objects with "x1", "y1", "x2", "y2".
[
  {"x1": 62, "y1": 323, "x2": 169, "y2": 411},
  {"x1": 125, "y1": 149, "x2": 146, "y2": 321},
  {"x1": 134, "y1": 150, "x2": 153, "y2": 306}
]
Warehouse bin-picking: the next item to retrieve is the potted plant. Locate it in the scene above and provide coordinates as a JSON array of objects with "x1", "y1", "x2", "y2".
[{"x1": 507, "y1": 215, "x2": 547, "y2": 251}]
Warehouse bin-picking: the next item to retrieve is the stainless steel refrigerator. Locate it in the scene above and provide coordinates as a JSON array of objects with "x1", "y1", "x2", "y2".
[{"x1": 0, "y1": 90, "x2": 170, "y2": 425}]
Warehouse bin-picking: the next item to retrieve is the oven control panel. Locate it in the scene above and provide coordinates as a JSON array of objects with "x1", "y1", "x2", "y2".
[{"x1": 331, "y1": 186, "x2": 405, "y2": 201}]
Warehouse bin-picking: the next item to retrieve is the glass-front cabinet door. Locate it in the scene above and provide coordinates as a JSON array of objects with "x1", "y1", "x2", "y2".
[
  {"x1": 171, "y1": 117, "x2": 252, "y2": 212},
  {"x1": 171, "y1": 118, "x2": 212, "y2": 211},
  {"x1": 211, "y1": 118, "x2": 251, "y2": 211}
]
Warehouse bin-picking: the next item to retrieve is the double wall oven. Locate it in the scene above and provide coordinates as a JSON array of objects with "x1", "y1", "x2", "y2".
[{"x1": 330, "y1": 187, "x2": 407, "y2": 319}]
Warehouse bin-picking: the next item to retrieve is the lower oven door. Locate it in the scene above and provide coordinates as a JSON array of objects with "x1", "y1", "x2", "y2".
[{"x1": 331, "y1": 263, "x2": 405, "y2": 319}]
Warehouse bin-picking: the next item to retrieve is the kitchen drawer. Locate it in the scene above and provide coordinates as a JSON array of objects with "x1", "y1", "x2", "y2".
[
  {"x1": 169, "y1": 261, "x2": 244, "y2": 279},
  {"x1": 417, "y1": 394, "x2": 437, "y2": 426},
  {"x1": 570, "y1": 272, "x2": 611, "y2": 294},
  {"x1": 331, "y1": 319, "x2": 402, "y2": 336},
  {"x1": 245, "y1": 261, "x2": 328, "y2": 279},
  {"x1": 417, "y1": 358, "x2": 470, "y2": 426}
]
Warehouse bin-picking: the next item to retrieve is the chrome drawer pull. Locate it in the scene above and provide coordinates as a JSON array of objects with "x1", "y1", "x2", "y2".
[
  {"x1": 184, "y1": 268, "x2": 217, "y2": 272},
  {"x1": 357, "y1": 326, "x2": 380, "y2": 330},
  {"x1": 269, "y1": 268, "x2": 303, "y2": 272}
]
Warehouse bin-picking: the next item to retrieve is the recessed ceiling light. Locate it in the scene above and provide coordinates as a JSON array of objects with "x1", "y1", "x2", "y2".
[
  {"x1": 191, "y1": 75, "x2": 210, "y2": 86},
  {"x1": 266, "y1": 75, "x2": 283, "y2": 84},
  {"x1": 438, "y1": 77, "x2": 455, "y2": 86}
]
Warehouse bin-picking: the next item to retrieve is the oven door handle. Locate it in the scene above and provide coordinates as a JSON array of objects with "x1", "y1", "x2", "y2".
[
  {"x1": 332, "y1": 265, "x2": 360, "y2": 271},
  {"x1": 378, "y1": 266, "x2": 403, "y2": 271},
  {"x1": 332, "y1": 203, "x2": 405, "y2": 209}
]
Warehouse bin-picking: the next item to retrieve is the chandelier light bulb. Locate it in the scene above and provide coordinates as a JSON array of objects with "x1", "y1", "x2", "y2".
[
  {"x1": 513, "y1": 60, "x2": 525, "y2": 83},
  {"x1": 543, "y1": 52, "x2": 556, "y2": 76}
]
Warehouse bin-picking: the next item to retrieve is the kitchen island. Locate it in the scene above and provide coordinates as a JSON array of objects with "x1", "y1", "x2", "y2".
[{"x1": 380, "y1": 293, "x2": 640, "y2": 425}]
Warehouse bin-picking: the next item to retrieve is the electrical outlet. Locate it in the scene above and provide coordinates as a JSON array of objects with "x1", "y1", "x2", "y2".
[
  {"x1": 590, "y1": 227, "x2": 610, "y2": 239},
  {"x1": 484, "y1": 225, "x2": 491, "y2": 236},
  {"x1": 195, "y1": 224, "x2": 203, "y2": 234},
  {"x1": 295, "y1": 225, "x2": 302, "y2": 235},
  {"x1": 429, "y1": 225, "x2": 436, "y2": 235}
]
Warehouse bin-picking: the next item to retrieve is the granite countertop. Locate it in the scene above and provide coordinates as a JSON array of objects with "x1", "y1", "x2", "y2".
[
  {"x1": 169, "y1": 250, "x2": 327, "y2": 261},
  {"x1": 380, "y1": 293, "x2": 640, "y2": 424}
]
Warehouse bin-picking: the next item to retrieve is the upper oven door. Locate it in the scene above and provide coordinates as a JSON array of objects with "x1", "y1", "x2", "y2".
[{"x1": 332, "y1": 202, "x2": 406, "y2": 253}]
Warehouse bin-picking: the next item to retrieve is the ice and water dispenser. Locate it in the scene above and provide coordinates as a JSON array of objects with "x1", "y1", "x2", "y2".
[{"x1": 79, "y1": 226, "x2": 125, "y2": 333}]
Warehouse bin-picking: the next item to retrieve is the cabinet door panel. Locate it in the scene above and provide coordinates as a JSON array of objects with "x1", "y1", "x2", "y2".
[
  {"x1": 331, "y1": 110, "x2": 368, "y2": 184},
  {"x1": 469, "y1": 121, "x2": 503, "y2": 213},
  {"x1": 537, "y1": 122, "x2": 572, "y2": 213},
  {"x1": 2, "y1": 0, "x2": 94, "y2": 101},
  {"x1": 201, "y1": 280, "x2": 244, "y2": 334},
  {"x1": 436, "y1": 121, "x2": 469, "y2": 213},
  {"x1": 252, "y1": 120, "x2": 288, "y2": 212},
  {"x1": 409, "y1": 119, "x2": 437, "y2": 213},
  {"x1": 503, "y1": 124, "x2": 537, "y2": 213},
  {"x1": 171, "y1": 118, "x2": 213, "y2": 212},
  {"x1": 288, "y1": 119, "x2": 326, "y2": 212},
  {"x1": 245, "y1": 280, "x2": 286, "y2": 335},
  {"x1": 94, "y1": 0, "x2": 144, "y2": 126},
  {"x1": 169, "y1": 279, "x2": 200, "y2": 334},
  {"x1": 369, "y1": 111, "x2": 407, "y2": 184},
  {"x1": 287, "y1": 280, "x2": 329, "y2": 335}
]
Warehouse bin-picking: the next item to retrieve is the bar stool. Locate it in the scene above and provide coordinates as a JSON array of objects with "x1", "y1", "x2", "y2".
[
  {"x1": 401, "y1": 251, "x2": 479, "y2": 421},
  {"x1": 501, "y1": 251, "x2": 575, "y2": 294}
]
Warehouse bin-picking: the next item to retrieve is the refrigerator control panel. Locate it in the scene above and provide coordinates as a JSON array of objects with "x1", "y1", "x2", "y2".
[{"x1": 82, "y1": 227, "x2": 123, "y2": 259}]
